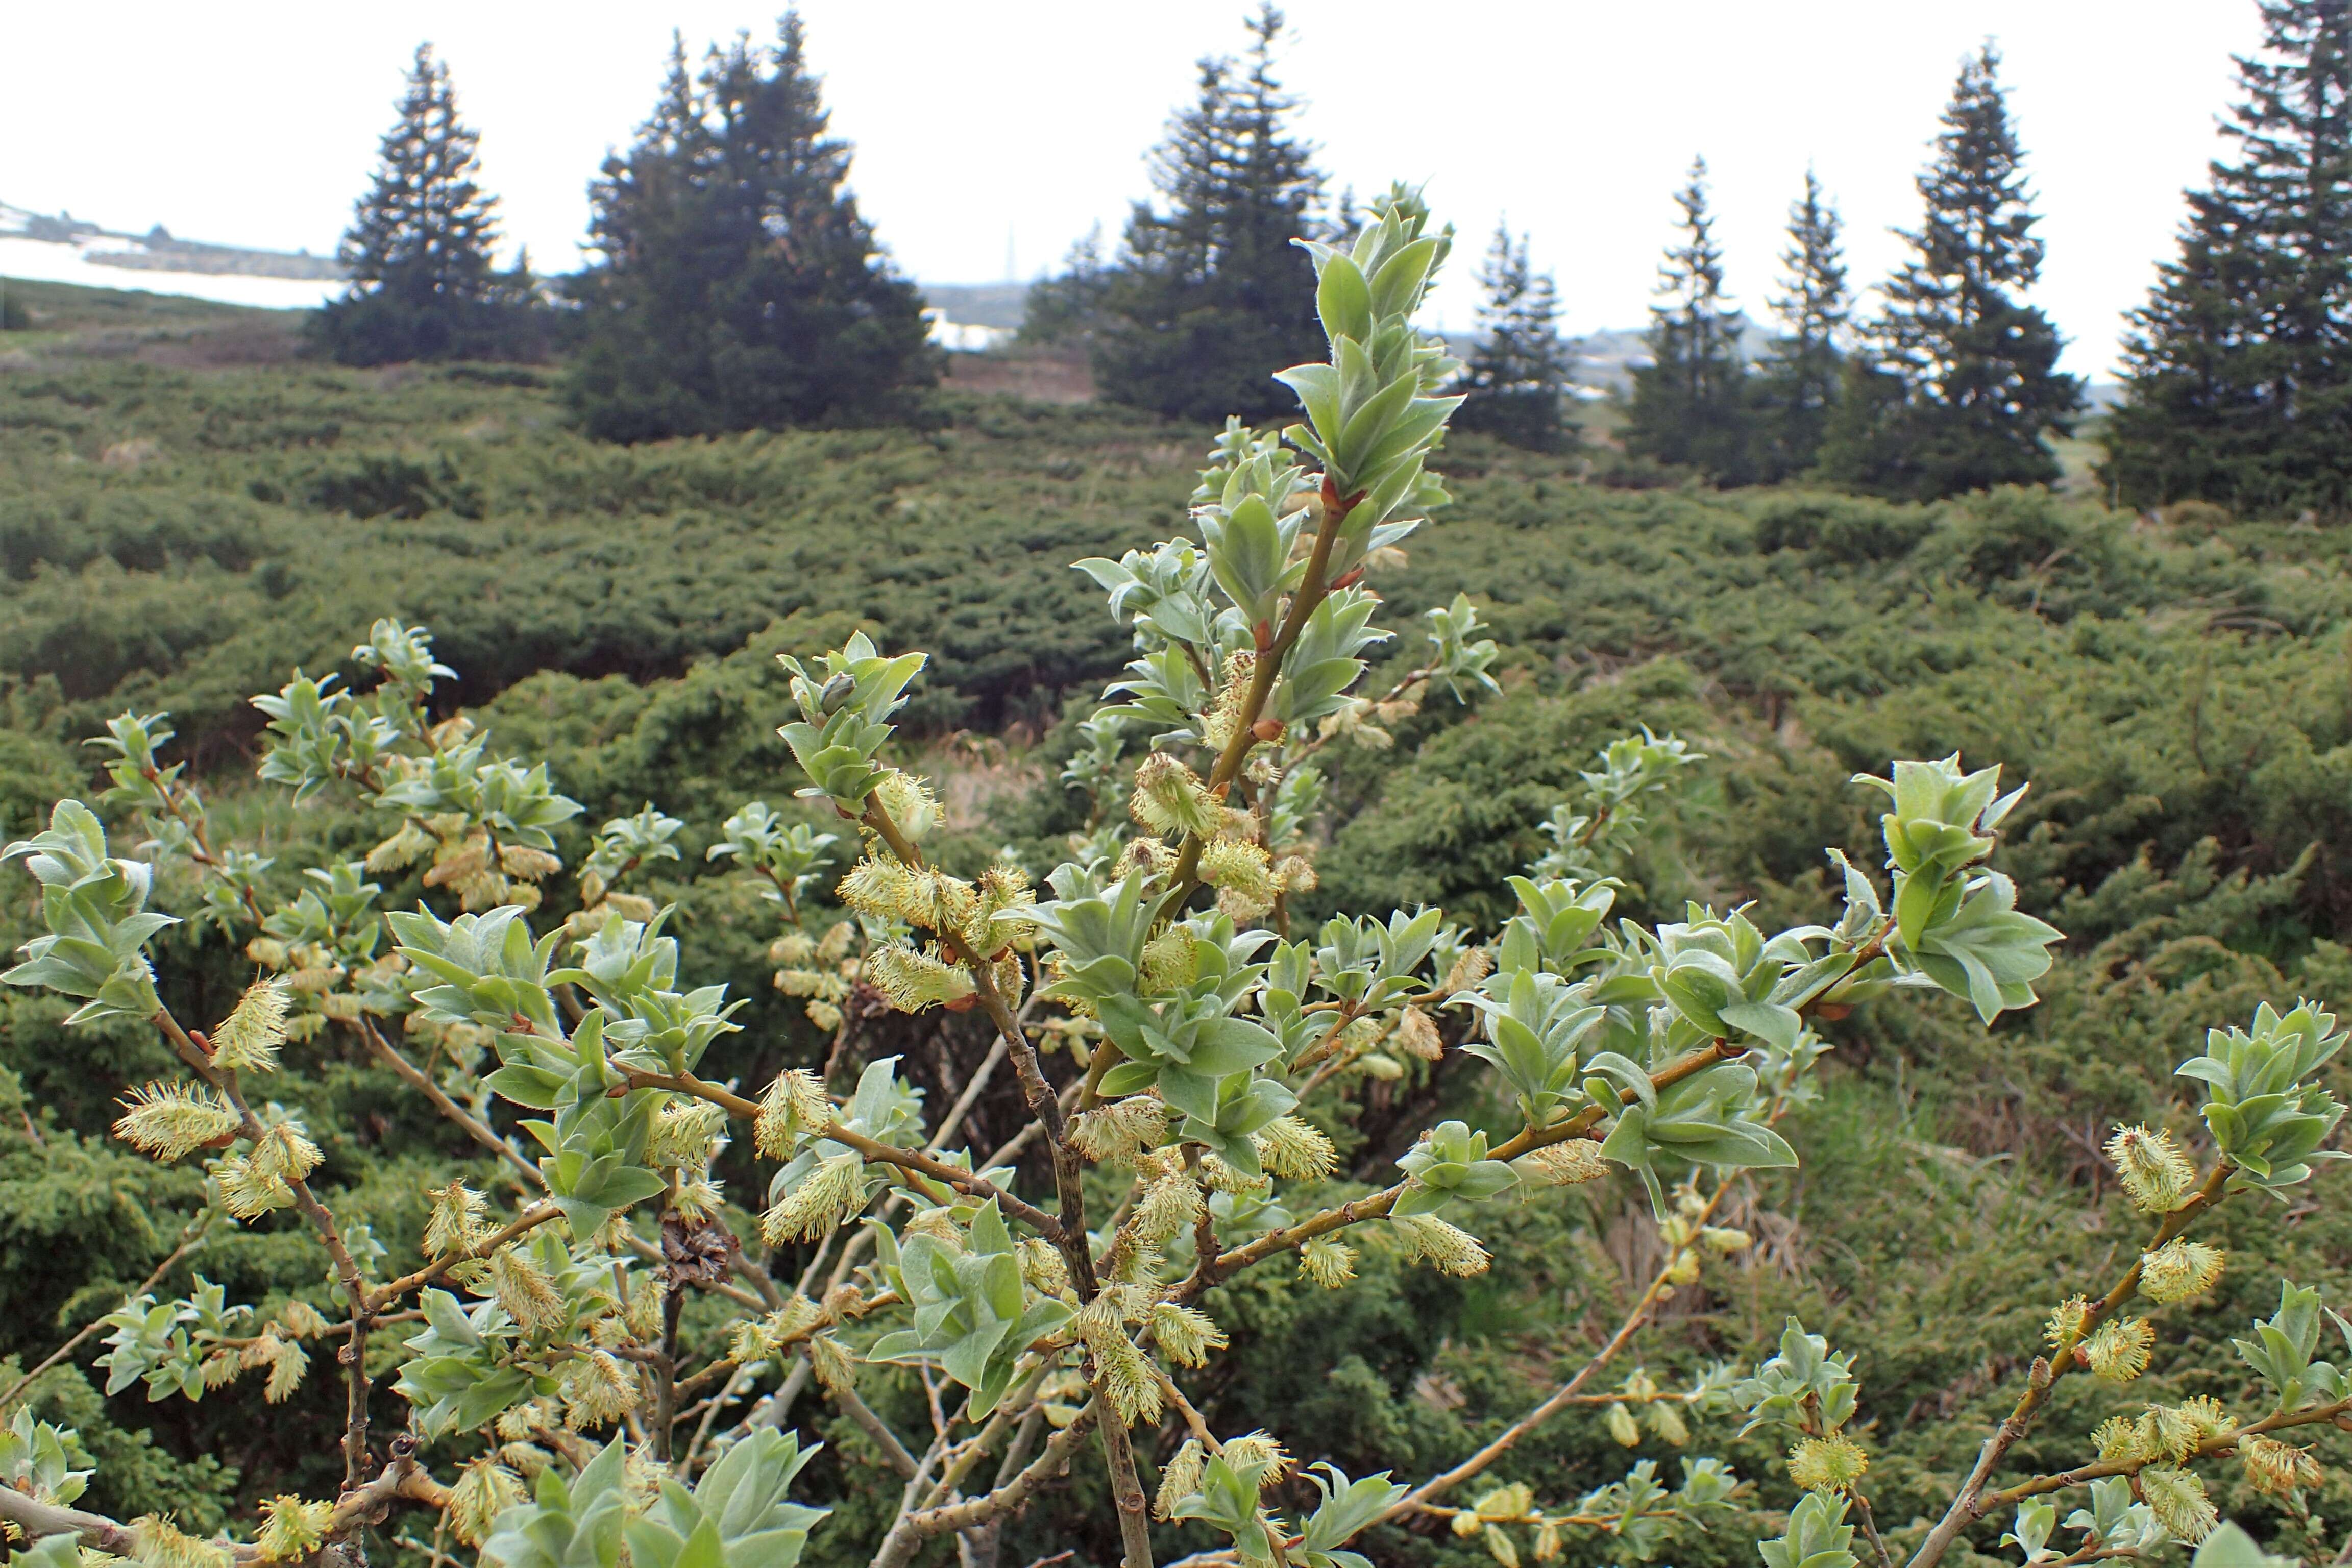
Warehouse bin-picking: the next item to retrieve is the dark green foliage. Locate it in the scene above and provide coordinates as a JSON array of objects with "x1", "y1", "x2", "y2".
[
  {"x1": 1091, "y1": 5, "x2": 1328, "y2": 421},
  {"x1": 1819, "y1": 44, "x2": 2082, "y2": 501},
  {"x1": 1454, "y1": 222, "x2": 1577, "y2": 452},
  {"x1": 1752, "y1": 170, "x2": 1849, "y2": 483},
  {"x1": 1020, "y1": 224, "x2": 1113, "y2": 348},
  {"x1": 0, "y1": 364, "x2": 1187, "y2": 741},
  {"x1": 2105, "y1": 1, "x2": 2352, "y2": 519},
  {"x1": 1624, "y1": 157, "x2": 1758, "y2": 484},
  {"x1": 565, "y1": 15, "x2": 939, "y2": 442},
  {"x1": 308, "y1": 44, "x2": 551, "y2": 368},
  {"x1": 1, "y1": 282, "x2": 27, "y2": 333}
]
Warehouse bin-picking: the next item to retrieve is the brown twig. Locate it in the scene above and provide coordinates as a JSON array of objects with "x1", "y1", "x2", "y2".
[
  {"x1": 857, "y1": 793, "x2": 1151, "y2": 1565},
  {"x1": 1904, "y1": 1159, "x2": 2235, "y2": 1568},
  {"x1": 1382, "y1": 1175, "x2": 1734, "y2": 1520},
  {"x1": 153, "y1": 1006, "x2": 378, "y2": 1488},
  {"x1": 871, "y1": 1402, "x2": 1103, "y2": 1568},
  {"x1": 357, "y1": 1018, "x2": 544, "y2": 1190},
  {"x1": 617, "y1": 1064, "x2": 1069, "y2": 1243}
]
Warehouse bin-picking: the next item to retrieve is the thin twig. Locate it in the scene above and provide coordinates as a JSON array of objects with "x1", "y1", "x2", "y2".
[
  {"x1": 1905, "y1": 1160, "x2": 2235, "y2": 1568},
  {"x1": 0, "y1": 1211, "x2": 214, "y2": 1410}
]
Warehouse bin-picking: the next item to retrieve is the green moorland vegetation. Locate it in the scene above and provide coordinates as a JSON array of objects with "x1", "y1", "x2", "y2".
[{"x1": 7, "y1": 265, "x2": 2352, "y2": 1565}]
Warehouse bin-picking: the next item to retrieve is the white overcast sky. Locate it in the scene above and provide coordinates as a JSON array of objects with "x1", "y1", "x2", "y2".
[{"x1": 0, "y1": 2, "x2": 2266, "y2": 377}]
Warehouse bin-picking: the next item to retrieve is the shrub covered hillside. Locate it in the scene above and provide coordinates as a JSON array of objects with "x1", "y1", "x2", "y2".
[{"x1": 9, "y1": 304, "x2": 2352, "y2": 1567}]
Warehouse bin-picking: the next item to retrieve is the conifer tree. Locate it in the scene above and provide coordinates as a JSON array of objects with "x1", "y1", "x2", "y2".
[
  {"x1": 2105, "y1": 1, "x2": 2352, "y2": 518},
  {"x1": 1020, "y1": 225, "x2": 1112, "y2": 347},
  {"x1": 312, "y1": 44, "x2": 544, "y2": 366},
  {"x1": 1624, "y1": 157, "x2": 1756, "y2": 483},
  {"x1": 567, "y1": 13, "x2": 937, "y2": 443},
  {"x1": 1820, "y1": 44, "x2": 2080, "y2": 500},
  {"x1": 1455, "y1": 220, "x2": 1577, "y2": 451},
  {"x1": 1092, "y1": 4, "x2": 1327, "y2": 420},
  {"x1": 1752, "y1": 170, "x2": 1849, "y2": 482}
]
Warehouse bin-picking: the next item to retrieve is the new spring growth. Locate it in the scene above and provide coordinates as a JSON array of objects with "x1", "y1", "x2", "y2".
[
  {"x1": 1252, "y1": 1115, "x2": 1336, "y2": 1180},
  {"x1": 209, "y1": 979, "x2": 290, "y2": 1072},
  {"x1": 254, "y1": 1496, "x2": 333, "y2": 1562},
  {"x1": 2045, "y1": 1295, "x2": 2092, "y2": 1351},
  {"x1": 2093, "y1": 1398, "x2": 2233, "y2": 1465},
  {"x1": 1787, "y1": 1434, "x2": 1869, "y2": 1494},
  {"x1": 1298, "y1": 1234, "x2": 1355, "y2": 1288},
  {"x1": 1076, "y1": 1296, "x2": 1162, "y2": 1426},
  {"x1": 2140, "y1": 1239, "x2": 2225, "y2": 1304},
  {"x1": 2086, "y1": 1316, "x2": 2156, "y2": 1382},
  {"x1": 116, "y1": 1082, "x2": 240, "y2": 1161},
  {"x1": 490, "y1": 1247, "x2": 568, "y2": 1335},
  {"x1": 754, "y1": 1068, "x2": 832, "y2": 1157},
  {"x1": 446, "y1": 1458, "x2": 524, "y2": 1546},
  {"x1": 2108, "y1": 1124, "x2": 2196, "y2": 1213},
  {"x1": 1390, "y1": 1213, "x2": 1492, "y2": 1277},
  {"x1": 2240, "y1": 1433, "x2": 2324, "y2": 1497},
  {"x1": 134, "y1": 1514, "x2": 231, "y2": 1568},
  {"x1": 1155, "y1": 1438, "x2": 1208, "y2": 1518},
  {"x1": 2136, "y1": 1467, "x2": 2218, "y2": 1543},
  {"x1": 763, "y1": 1152, "x2": 867, "y2": 1244},
  {"x1": 1131, "y1": 753, "x2": 1233, "y2": 839},
  {"x1": 560, "y1": 1349, "x2": 639, "y2": 1427},
  {"x1": 242, "y1": 1332, "x2": 308, "y2": 1403},
  {"x1": 424, "y1": 1180, "x2": 491, "y2": 1258},
  {"x1": 1147, "y1": 1302, "x2": 1227, "y2": 1367}
]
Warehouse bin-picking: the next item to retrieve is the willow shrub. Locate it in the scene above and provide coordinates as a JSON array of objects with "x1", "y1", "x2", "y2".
[{"x1": 0, "y1": 188, "x2": 2339, "y2": 1568}]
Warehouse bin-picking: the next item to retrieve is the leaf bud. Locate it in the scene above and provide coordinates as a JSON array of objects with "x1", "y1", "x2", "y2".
[
  {"x1": 1605, "y1": 1401, "x2": 1640, "y2": 1448},
  {"x1": 817, "y1": 671, "x2": 856, "y2": 714}
]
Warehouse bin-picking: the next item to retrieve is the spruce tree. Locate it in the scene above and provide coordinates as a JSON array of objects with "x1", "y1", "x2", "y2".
[
  {"x1": 1624, "y1": 157, "x2": 1756, "y2": 483},
  {"x1": 1819, "y1": 44, "x2": 2080, "y2": 500},
  {"x1": 1752, "y1": 170, "x2": 1849, "y2": 482},
  {"x1": 1092, "y1": 4, "x2": 1327, "y2": 421},
  {"x1": 567, "y1": 13, "x2": 937, "y2": 443},
  {"x1": 1020, "y1": 225, "x2": 1112, "y2": 347},
  {"x1": 2105, "y1": 1, "x2": 2352, "y2": 518},
  {"x1": 312, "y1": 44, "x2": 543, "y2": 366},
  {"x1": 1455, "y1": 220, "x2": 1577, "y2": 451}
]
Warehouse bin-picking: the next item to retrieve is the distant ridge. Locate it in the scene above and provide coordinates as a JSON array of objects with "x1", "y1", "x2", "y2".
[{"x1": 0, "y1": 199, "x2": 344, "y2": 281}]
